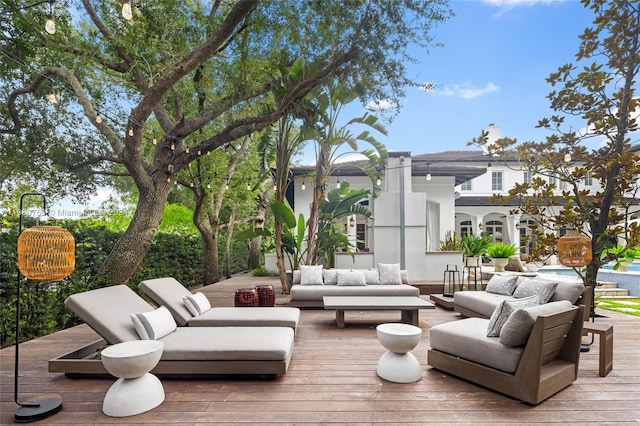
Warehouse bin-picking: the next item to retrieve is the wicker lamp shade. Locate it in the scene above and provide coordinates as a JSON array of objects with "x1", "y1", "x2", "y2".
[
  {"x1": 557, "y1": 233, "x2": 592, "y2": 267},
  {"x1": 18, "y1": 225, "x2": 75, "y2": 281}
]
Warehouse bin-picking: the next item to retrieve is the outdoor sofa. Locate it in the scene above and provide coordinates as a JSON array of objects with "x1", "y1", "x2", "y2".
[
  {"x1": 138, "y1": 277, "x2": 300, "y2": 332},
  {"x1": 428, "y1": 301, "x2": 585, "y2": 405},
  {"x1": 48, "y1": 285, "x2": 295, "y2": 377},
  {"x1": 288, "y1": 264, "x2": 420, "y2": 308}
]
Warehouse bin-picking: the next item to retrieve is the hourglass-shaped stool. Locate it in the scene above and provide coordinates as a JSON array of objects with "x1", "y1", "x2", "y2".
[
  {"x1": 376, "y1": 323, "x2": 423, "y2": 383},
  {"x1": 101, "y1": 340, "x2": 165, "y2": 417}
]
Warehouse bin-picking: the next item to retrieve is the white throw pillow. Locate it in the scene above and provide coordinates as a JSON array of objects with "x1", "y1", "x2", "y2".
[
  {"x1": 485, "y1": 275, "x2": 519, "y2": 296},
  {"x1": 364, "y1": 269, "x2": 381, "y2": 285},
  {"x1": 512, "y1": 278, "x2": 558, "y2": 303},
  {"x1": 131, "y1": 306, "x2": 177, "y2": 340},
  {"x1": 486, "y1": 296, "x2": 539, "y2": 337},
  {"x1": 336, "y1": 270, "x2": 367, "y2": 286},
  {"x1": 183, "y1": 291, "x2": 211, "y2": 317},
  {"x1": 300, "y1": 265, "x2": 324, "y2": 285},
  {"x1": 322, "y1": 269, "x2": 338, "y2": 285},
  {"x1": 378, "y1": 263, "x2": 402, "y2": 285}
]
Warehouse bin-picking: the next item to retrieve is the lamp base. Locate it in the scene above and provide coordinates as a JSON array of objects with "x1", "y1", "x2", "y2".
[{"x1": 15, "y1": 397, "x2": 62, "y2": 423}]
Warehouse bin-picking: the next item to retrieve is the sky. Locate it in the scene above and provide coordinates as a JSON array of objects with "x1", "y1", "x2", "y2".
[{"x1": 300, "y1": 0, "x2": 597, "y2": 164}]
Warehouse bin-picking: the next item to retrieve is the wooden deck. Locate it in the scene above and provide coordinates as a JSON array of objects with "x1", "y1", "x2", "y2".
[{"x1": 2, "y1": 275, "x2": 640, "y2": 425}]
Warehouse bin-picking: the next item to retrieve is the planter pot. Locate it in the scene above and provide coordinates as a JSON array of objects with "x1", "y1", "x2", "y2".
[
  {"x1": 618, "y1": 260, "x2": 633, "y2": 272},
  {"x1": 492, "y1": 257, "x2": 509, "y2": 272},
  {"x1": 465, "y1": 257, "x2": 480, "y2": 267}
]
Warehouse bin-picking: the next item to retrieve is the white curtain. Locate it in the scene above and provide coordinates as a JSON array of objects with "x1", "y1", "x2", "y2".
[{"x1": 426, "y1": 201, "x2": 440, "y2": 251}]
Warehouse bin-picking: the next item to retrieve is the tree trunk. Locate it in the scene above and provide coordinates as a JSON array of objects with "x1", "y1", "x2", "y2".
[
  {"x1": 224, "y1": 207, "x2": 236, "y2": 279},
  {"x1": 94, "y1": 182, "x2": 171, "y2": 285},
  {"x1": 247, "y1": 192, "x2": 268, "y2": 270},
  {"x1": 305, "y1": 181, "x2": 324, "y2": 265},
  {"x1": 274, "y1": 221, "x2": 290, "y2": 294}
]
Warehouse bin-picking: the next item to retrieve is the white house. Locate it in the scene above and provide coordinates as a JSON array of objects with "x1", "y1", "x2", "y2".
[{"x1": 287, "y1": 124, "x2": 640, "y2": 281}]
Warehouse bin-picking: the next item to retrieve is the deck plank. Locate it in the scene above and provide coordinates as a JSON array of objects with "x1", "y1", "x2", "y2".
[{"x1": 2, "y1": 275, "x2": 640, "y2": 424}]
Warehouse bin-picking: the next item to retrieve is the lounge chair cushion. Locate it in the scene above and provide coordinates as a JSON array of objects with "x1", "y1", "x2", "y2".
[
  {"x1": 66, "y1": 285, "x2": 153, "y2": 344},
  {"x1": 139, "y1": 277, "x2": 194, "y2": 326},
  {"x1": 500, "y1": 301, "x2": 573, "y2": 347},
  {"x1": 378, "y1": 263, "x2": 402, "y2": 284},
  {"x1": 159, "y1": 327, "x2": 294, "y2": 361},
  {"x1": 486, "y1": 295, "x2": 539, "y2": 337},
  {"x1": 131, "y1": 306, "x2": 177, "y2": 340},
  {"x1": 453, "y1": 291, "x2": 511, "y2": 318},
  {"x1": 485, "y1": 274, "x2": 519, "y2": 296},
  {"x1": 183, "y1": 292, "x2": 211, "y2": 317},
  {"x1": 430, "y1": 318, "x2": 524, "y2": 374},
  {"x1": 512, "y1": 278, "x2": 558, "y2": 303}
]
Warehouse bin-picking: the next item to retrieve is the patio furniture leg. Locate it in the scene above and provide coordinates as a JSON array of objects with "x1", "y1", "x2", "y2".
[
  {"x1": 583, "y1": 322, "x2": 613, "y2": 377},
  {"x1": 400, "y1": 309, "x2": 419, "y2": 326},
  {"x1": 335, "y1": 309, "x2": 345, "y2": 328}
]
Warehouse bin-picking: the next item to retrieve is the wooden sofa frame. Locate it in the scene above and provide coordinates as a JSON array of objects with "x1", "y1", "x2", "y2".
[{"x1": 428, "y1": 305, "x2": 584, "y2": 405}]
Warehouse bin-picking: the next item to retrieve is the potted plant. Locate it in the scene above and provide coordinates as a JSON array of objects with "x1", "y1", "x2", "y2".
[
  {"x1": 486, "y1": 242, "x2": 519, "y2": 272},
  {"x1": 461, "y1": 234, "x2": 492, "y2": 267},
  {"x1": 602, "y1": 244, "x2": 640, "y2": 271}
]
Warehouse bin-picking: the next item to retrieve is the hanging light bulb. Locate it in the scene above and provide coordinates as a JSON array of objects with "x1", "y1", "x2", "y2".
[
  {"x1": 190, "y1": 182, "x2": 194, "y2": 188},
  {"x1": 301, "y1": 179, "x2": 306, "y2": 191},
  {"x1": 225, "y1": 179, "x2": 229, "y2": 190},
  {"x1": 170, "y1": 143, "x2": 175, "y2": 151},
  {"x1": 185, "y1": 148, "x2": 190, "y2": 154},
  {"x1": 426, "y1": 171, "x2": 432, "y2": 181},
  {"x1": 152, "y1": 136, "x2": 157, "y2": 145},
  {"x1": 95, "y1": 112, "x2": 102, "y2": 123},
  {"x1": 128, "y1": 127, "x2": 134, "y2": 136},
  {"x1": 166, "y1": 177, "x2": 171, "y2": 183},
  {"x1": 197, "y1": 150, "x2": 201, "y2": 156},
  {"x1": 486, "y1": 162, "x2": 492, "y2": 173},
  {"x1": 336, "y1": 177, "x2": 340, "y2": 189},
  {"x1": 246, "y1": 183, "x2": 251, "y2": 191},
  {"x1": 47, "y1": 91, "x2": 57, "y2": 104},
  {"x1": 564, "y1": 153, "x2": 571, "y2": 162},
  {"x1": 122, "y1": 0, "x2": 133, "y2": 20},
  {"x1": 207, "y1": 183, "x2": 211, "y2": 189},
  {"x1": 376, "y1": 177, "x2": 381, "y2": 186},
  {"x1": 273, "y1": 183, "x2": 277, "y2": 191},
  {"x1": 45, "y1": 1, "x2": 55, "y2": 34}
]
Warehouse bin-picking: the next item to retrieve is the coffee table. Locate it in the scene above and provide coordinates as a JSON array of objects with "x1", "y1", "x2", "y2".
[{"x1": 322, "y1": 296, "x2": 435, "y2": 328}]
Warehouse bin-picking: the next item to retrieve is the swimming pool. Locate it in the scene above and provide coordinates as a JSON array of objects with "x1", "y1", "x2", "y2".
[{"x1": 538, "y1": 263, "x2": 640, "y2": 296}]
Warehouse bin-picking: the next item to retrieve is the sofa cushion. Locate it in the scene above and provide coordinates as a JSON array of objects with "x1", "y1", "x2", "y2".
[
  {"x1": 485, "y1": 275, "x2": 519, "y2": 296},
  {"x1": 300, "y1": 265, "x2": 324, "y2": 285},
  {"x1": 183, "y1": 292, "x2": 211, "y2": 317},
  {"x1": 131, "y1": 306, "x2": 177, "y2": 340},
  {"x1": 289, "y1": 283, "x2": 419, "y2": 301},
  {"x1": 453, "y1": 291, "x2": 510, "y2": 318},
  {"x1": 293, "y1": 270, "x2": 301, "y2": 285},
  {"x1": 500, "y1": 301, "x2": 574, "y2": 347},
  {"x1": 430, "y1": 317, "x2": 525, "y2": 374},
  {"x1": 337, "y1": 270, "x2": 367, "y2": 286},
  {"x1": 322, "y1": 269, "x2": 338, "y2": 285},
  {"x1": 549, "y1": 280, "x2": 585, "y2": 304},
  {"x1": 513, "y1": 278, "x2": 558, "y2": 303},
  {"x1": 358, "y1": 269, "x2": 378, "y2": 285},
  {"x1": 486, "y1": 296, "x2": 539, "y2": 337},
  {"x1": 378, "y1": 263, "x2": 403, "y2": 285}
]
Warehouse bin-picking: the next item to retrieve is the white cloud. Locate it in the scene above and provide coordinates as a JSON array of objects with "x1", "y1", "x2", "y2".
[
  {"x1": 365, "y1": 98, "x2": 396, "y2": 111},
  {"x1": 482, "y1": 0, "x2": 567, "y2": 6},
  {"x1": 433, "y1": 82, "x2": 500, "y2": 99}
]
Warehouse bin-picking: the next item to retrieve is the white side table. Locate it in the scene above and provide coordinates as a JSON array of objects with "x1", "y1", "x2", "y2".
[
  {"x1": 376, "y1": 323, "x2": 422, "y2": 383},
  {"x1": 101, "y1": 340, "x2": 165, "y2": 417}
]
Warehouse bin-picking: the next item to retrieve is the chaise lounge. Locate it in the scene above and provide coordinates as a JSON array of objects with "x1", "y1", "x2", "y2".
[
  {"x1": 138, "y1": 277, "x2": 300, "y2": 332},
  {"x1": 48, "y1": 285, "x2": 295, "y2": 377}
]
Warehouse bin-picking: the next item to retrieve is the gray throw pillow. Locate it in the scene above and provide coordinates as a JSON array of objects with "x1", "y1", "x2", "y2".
[
  {"x1": 337, "y1": 270, "x2": 367, "y2": 286},
  {"x1": 500, "y1": 301, "x2": 574, "y2": 347},
  {"x1": 486, "y1": 296, "x2": 539, "y2": 337},
  {"x1": 485, "y1": 275, "x2": 519, "y2": 296},
  {"x1": 322, "y1": 269, "x2": 338, "y2": 285},
  {"x1": 378, "y1": 263, "x2": 402, "y2": 285},
  {"x1": 300, "y1": 265, "x2": 324, "y2": 285},
  {"x1": 364, "y1": 269, "x2": 381, "y2": 285},
  {"x1": 512, "y1": 278, "x2": 558, "y2": 303},
  {"x1": 550, "y1": 280, "x2": 585, "y2": 304}
]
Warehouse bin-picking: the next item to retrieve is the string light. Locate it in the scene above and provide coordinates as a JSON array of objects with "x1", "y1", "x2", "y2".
[
  {"x1": 336, "y1": 177, "x2": 340, "y2": 189},
  {"x1": 122, "y1": 0, "x2": 133, "y2": 20},
  {"x1": 564, "y1": 153, "x2": 571, "y2": 162},
  {"x1": 486, "y1": 162, "x2": 492, "y2": 173},
  {"x1": 197, "y1": 150, "x2": 201, "y2": 156},
  {"x1": 376, "y1": 177, "x2": 381, "y2": 186},
  {"x1": 166, "y1": 177, "x2": 171, "y2": 183},
  {"x1": 246, "y1": 182, "x2": 251, "y2": 191},
  {"x1": 170, "y1": 143, "x2": 175, "y2": 150},
  {"x1": 426, "y1": 164, "x2": 432, "y2": 181},
  {"x1": 45, "y1": 0, "x2": 55, "y2": 34},
  {"x1": 152, "y1": 134, "x2": 157, "y2": 145},
  {"x1": 47, "y1": 91, "x2": 56, "y2": 104},
  {"x1": 301, "y1": 178, "x2": 306, "y2": 191},
  {"x1": 95, "y1": 111, "x2": 102, "y2": 123},
  {"x1": 185, "y1": 148, "x2": 189, "y2": 154},
  {"x1": 225, "y1": 179, "x2": 229, "y2": 190},
  {"x1": 128, "y1": 127, "x2": 134, "y2": 136}
]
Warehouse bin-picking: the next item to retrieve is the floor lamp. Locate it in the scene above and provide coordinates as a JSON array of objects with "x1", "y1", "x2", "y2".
[{"x1": 14, "y1": 192, "x2": 75, "y2": 423}]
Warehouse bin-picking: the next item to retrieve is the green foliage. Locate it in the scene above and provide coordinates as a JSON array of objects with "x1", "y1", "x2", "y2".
[
  {"x1": 486, "y1": 243, "x2": 519, "y2": 258},
  {"x1": 158, "y1": 203, "x2": 198, "y2": 235},
  {"x1": 461, "y1": 234, "x2": 492, "y2": 258},
  {"x1": 440, "y1": 230, "x2": 462, "y2": 251},
  {"x1": 601, "y1": 244, "x2": 640, "y2": 270}
]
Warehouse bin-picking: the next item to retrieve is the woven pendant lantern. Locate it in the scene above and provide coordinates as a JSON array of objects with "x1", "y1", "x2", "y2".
[
  {"x1": 17, "y1": 225, "x2": 75, "y2": 281},
  {"x1": 557, "y1": 232, "x2": 592, "y2": 267}
]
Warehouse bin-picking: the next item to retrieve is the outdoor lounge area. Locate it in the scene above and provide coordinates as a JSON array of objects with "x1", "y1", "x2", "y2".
[{"x1": 1, "y1": 275, "x2": 640, "y2": 424}]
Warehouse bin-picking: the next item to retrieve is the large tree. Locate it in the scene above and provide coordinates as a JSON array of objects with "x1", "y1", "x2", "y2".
[
  {"x1": 2, "y1": 0, "x2": 452, "y2": 285},
  {"x1": 470, "y1": 0, "x2": 640, "y2": 297}
]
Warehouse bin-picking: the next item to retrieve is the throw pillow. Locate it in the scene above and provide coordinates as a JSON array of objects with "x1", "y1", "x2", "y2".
[
  {"x1": 512, "y1": 278, "x2": 558, "y2": 303},
  {"x1": 364, "y1": 269, "x2": 381, "y2": 285},
  {"x1": 131, "y1": 306, "x2": 177, "y2": 340},
  {"x1": 485, "y1": 275, "x2": 519, "y2": 296},
  {"x1": 183, "y1": 292, "x2": 211, "y2": 317},
  {"x1": 300, "y1": 265, "x2": 324, "y2": 285},
  {"x1": 378, "y1": 263, "x2": 402, "y2": 285},
  {"x1": 322, "y1": 269, "x2": 338, "y2": 285},
  {"x1": 550, "y1": 280, "x2": 585, "y2": 304},
  {"x1": 486, "y1": 296, "x2": 539, "y2": 337},
  {"x1": 500, "y1": 301, "x2": 574, "y2": 347},
  {"x1": 336, "y1": 270, "x2": 367, "y2": 286}
]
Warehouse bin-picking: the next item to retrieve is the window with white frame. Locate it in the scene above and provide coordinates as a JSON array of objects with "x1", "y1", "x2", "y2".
[
  {"x1": 584, "y1": 172, "x2": 593, "y2": 186},
  {"x1": 492, "y1": 171, "x2": 503, "y2": 191},
  {"x1": 559, "y1": 176, "x2": 568, "y2": 191},
  {"x1": 523, "y1": 170, "x2": 532, "y2": 184},
  {"x1": 461, "y1": 180, "x2": 472, "y2": 191}
]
